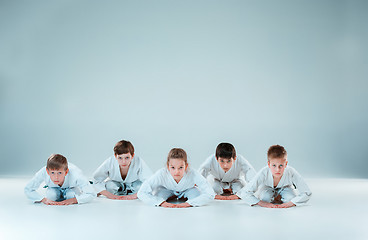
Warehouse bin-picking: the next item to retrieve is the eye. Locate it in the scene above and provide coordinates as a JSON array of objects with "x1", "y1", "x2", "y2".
[
  {"x1": 279, "y1": 165, "x2": 283, "y2": 167},
  {"x1": 272, "y1": 164, "x2": 276, "y2": 167}
]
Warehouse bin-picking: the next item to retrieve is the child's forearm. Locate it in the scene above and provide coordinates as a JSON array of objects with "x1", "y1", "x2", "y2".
[
  {"x1": 100, "y1": 190, "x2": 119, "y2": 199},
  {"x1": 277, "y1": 201, "x2": 296, "y2": 208},
  {"x1": 257, "y1": 200, "x2": 278, "y2": 208},
  {"x1": 127, "y1": 193, "x2": 138, "y2": 199},
  {"x1": 177, "y1": 202, "x2": 192, "y2": 208},
  {"x1": 160, "y1": 201, "x2": 191, "y2": 208},
  {"x1": 215, "y1": 194, "x2": 226, "y2": 200},
  {"x1": 41, "y1": 198, "x2": 58, "y2": 205},
  {"x1": 227, "y1": 194, "x2": 240, "y2": 200},
  {"x1": 60, "y1": 198, "x2": 78, "y2": 205},
  {"x1": 118, "y1": 193, "x2": 138, "y2": 200},
  {"x1": 215, "y1": 194, "x2": 240, "y2": 200},
  {"x1": 160, "y1": 201, "x2": 172, "y2": 208}
]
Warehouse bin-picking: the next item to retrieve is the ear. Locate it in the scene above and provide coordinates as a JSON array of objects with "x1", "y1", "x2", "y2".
[
  {"x1": 185, "y1": 163, "x2": 189, "y2": 171},
  {"x1": 285, "y1": 161, "x2": 288, "y2": 167},
  {"x1": 267, "y1": 161, "x2": 271, "y2": 168},
  {"x1": 65, "y1": 168, "x2": 69, "y2": 175},
  {"x1": 233, "y1": 156, "x2": 237, "y2": 161},
  {"x1": 46, "y1": 168, "x2": 50, "y2": 175},
  {"x1": 131, "y1": 153, "x2": 135, "y2": 158}
]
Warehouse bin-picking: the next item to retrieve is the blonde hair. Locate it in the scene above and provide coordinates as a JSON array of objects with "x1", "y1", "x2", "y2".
[
  {"x1": 46, "y1": 154, "x2": 68, "y2": 170},
  {"x1": 166, "y1": 148, "x2": 188, "y2": 167}
]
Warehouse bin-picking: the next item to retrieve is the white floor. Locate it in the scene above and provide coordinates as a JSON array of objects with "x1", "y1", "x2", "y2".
[{"x1": 1, "y1": 178, "x2": 367, "y2": 240}]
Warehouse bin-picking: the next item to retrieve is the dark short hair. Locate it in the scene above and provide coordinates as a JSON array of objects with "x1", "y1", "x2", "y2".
[
  {"x1": 215, "y1": 143, "x2": 236, "y2": 159},
  {"x1": 267, "y1": 145, "x2": 287, "y2": 160},
  {"x1": 114, "y1": 140, "x2": 135, "y2": 155},
  {"x1": 46, "y1": 154, "x2": 68, "y2": 170}
]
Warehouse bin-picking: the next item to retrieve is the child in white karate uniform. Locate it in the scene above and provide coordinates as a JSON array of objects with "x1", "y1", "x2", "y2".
[
  {"x1": 199, "y1": 143, "x2": 256, "y2": 200},
  {"x1": 24, "y1": 154, "x2": 95, "y2": 205},
  {"x1": 93, "y1": 140, "x2": 152, "y2": 200},
  {"x1": 242, "y1": 145, "x2": 312, "y2": 208},
  {"x1": 138, "y1": 148, "x2": 215, "y2": 208}
]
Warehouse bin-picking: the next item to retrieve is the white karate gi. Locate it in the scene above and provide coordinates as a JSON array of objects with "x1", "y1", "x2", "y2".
[
  {"x1": 137, "y1": 168, "x2": 215, "y2": 207},
  {"x1": 93, "y1": 155, "x2": 152, "y2": 195},
  {"x1": 199, "y1": 154, "x2": 256, "y2": 196},
  {"x1": 24, "y1": 163, "x2": 95, "y2": 204},
  {"x1": 241, "y1": 166, "x2": 312, "y2": 206}
]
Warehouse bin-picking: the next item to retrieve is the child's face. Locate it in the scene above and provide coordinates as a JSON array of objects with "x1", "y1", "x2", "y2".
[
  {"x1": 115, "y1": 153, "x2": 134, "y2": 168},
  {"x1": 268, "y1": 157, "x2": 288, "y2": 178},
  {"x1": 168, "y1": 158, "x2": 188, "y2": 182},
  {"x1": 46, "y1": 168, "x2": 69, "y2": 186},
  {"x1": 217, "y1": 157, "x2": 236, "y2": 172}
]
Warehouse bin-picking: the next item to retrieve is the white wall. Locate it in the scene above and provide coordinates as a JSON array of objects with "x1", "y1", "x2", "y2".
[{"x1": 1, "y1": 0, "x2": 367, "y2": 178}]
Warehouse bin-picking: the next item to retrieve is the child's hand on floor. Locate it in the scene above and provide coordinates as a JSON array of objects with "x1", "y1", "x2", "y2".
[
  {"x1": 41, "y1": 198, "x2": 59, "y2": 205},
  {"x1": 215, "y1": 195, "x2": 227, "y2": 200},
  {"x1": 117, "y1": 193, "x2": 138, "y2": 200},
  {"x1": 215, "y1": 194, "x2": 240, "y2": 200},
  {"x1": 174, "y1": 202, "x2": 191, "y2": 208},
  {"x1": 226, "y1": 195, "x2": 240, "y2": 200},
  {"x1": 256, "y1": 200, "x2": 278, "y2": 208},
  {"x1": 160, "y1": 201, "x2": 177, "y2": 208},
  {"x1": 160, "y1": 201, "x2": 191, "y2": 208},
  {"x1": 58, "y1": 198, "x2": 78, "y2": 205},
  {"x1": 100, "y1": 190, "x2": 135, "y2": 200},
  {"x1": 108, "y1": 195, "x2": 124, "y2": 200},
  {"x1": 276, "y1": 201, "x2": 295, "y2": 208}
]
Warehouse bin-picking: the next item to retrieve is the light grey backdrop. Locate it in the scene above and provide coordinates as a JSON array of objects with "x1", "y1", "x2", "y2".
[{"x1": 1, "y1": 0, "x2": 367, "y2": 178}]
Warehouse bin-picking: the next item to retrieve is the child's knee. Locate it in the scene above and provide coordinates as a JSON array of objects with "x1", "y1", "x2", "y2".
[
  {"x1": 281, "y1": 188, "x2": 296, "y2": 202},
  {"x1": 46, "y1": 188, "x2": 61, "y2": 201},
  {"x1": 64, "y1": 189, "x2": 76, "y2": 199},
  {"x1": 105, "y1": 181, "x2": 123, "y2": 194},
  {"x1": 231, "y1": 180, "x2": 245, "y2": 194},
  {"x1": 210, "y1": 179, "x2": 224, "y2": 194},
  {"x1": 259, "y1": 189, "x2": 274, "y2": 203},
  {"x1": 183, "y1": 188, "x2": 200, "y2": 199},
  {"x1": 130, "y1": 181, "x2": 142, "y2": 193},
  {"x1": 154, "y1": 187, "x2": 174, "y2": 200}
]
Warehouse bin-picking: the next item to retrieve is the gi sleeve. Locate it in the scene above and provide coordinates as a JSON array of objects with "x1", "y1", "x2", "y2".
[
  {"x1": 137, "y1": 158, "x2": 153, "y2": 183},
  {"x1": 240, "y1": 170, "x2": 265, "y2": 206},
  {"x1": 290, "y1": 169, "x2": 312, "y2": 206},
  {"x1": 24, "y1": 167, "x2": 47, "y2": 203},
  {"x1": 137, "y1": 171, "x2": 166, "y2": 206},
  {"x1": 198, "y1": 156, "x2": 212, "y2": 178},
  {"x1": 75, "y1": 172, "x2": 96, "y2": 204},
  {"x1": 186, "y1": 171, "x2": 215, "y2": 207},
  {"x1": 92, "y1": 159, "x2": 110, "y2": 193},
  {"x1": 239, "y1": 156, "x2": 257, "y2": 183}
]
